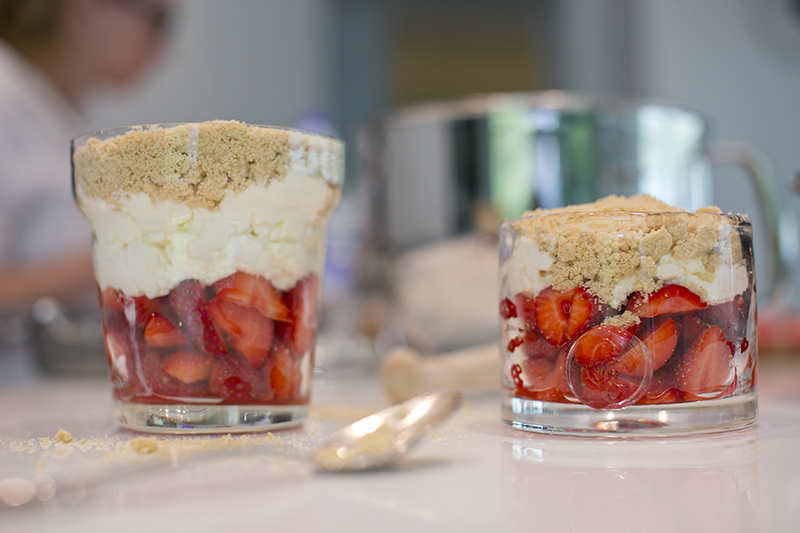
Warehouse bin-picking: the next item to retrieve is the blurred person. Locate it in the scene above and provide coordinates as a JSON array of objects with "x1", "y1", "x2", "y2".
[
  {"x1": 0, "y1": 0, "x2": 172, "y2": 311},
  {"x1": 0, "y1": 0, "x2": 173, "y2": 383}
]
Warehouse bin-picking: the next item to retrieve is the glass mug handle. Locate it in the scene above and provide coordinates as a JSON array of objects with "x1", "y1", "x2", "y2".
[{"x1": 705, "y1": 142, "x2": 796, "y2": 303}]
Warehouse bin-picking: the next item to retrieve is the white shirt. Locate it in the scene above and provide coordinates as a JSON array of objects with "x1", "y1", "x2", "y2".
[{"x1": 0, "y1": 40, "x2": 91, "y2": 268}]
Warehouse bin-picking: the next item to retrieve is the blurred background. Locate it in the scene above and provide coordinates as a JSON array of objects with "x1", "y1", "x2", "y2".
[
  {"x1": 4, "y1": 0, "x2": 800, "y2": 380},
  {"x1": 86, "y1": 0, "x2": 800, "y2": 214}
]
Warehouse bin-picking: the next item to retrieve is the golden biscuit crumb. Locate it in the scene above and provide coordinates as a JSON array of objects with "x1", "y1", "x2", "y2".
[
  {"x1": 73, "y1": 120, "x2": 342, "y2": 209},
  {"x1": 602, "y1": 311, "x2": 641, "y2": 329},
  {"x1": 55, "y1": 429, "x2": 72, "y2": 444},
  {"x1": 512, "y1": 195, "x2": 743, "y2": 306},
  {"x1": 129, "y1": 437, "x2": 160, "y2": 455}
]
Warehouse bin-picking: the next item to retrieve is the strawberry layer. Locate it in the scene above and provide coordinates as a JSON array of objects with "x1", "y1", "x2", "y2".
[
  {"x1": 101, "y1": 271, "x2": 317, "y2": 406},
  {"x1": 502, "y1": 285, "x2": 754, "y2": 409}
]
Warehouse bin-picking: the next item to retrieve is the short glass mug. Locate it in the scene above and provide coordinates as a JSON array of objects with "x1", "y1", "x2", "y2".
[
  {"x1": 499, "y1": 211, "x2": 756, "y2": 435},
  {"x1": 72, "y1": 122, "x2": 343, "y2": 433}
]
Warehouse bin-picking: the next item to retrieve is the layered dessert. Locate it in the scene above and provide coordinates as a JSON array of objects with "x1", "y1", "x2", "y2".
[
  {"x1": 73, "y1": 121, "x2": 342, "y2": 408},
  {"x1": 499, "y1": 195, "x2": 755, "y2": 411}
]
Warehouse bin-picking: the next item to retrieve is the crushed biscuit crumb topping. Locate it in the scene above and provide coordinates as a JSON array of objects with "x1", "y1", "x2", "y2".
[
  {"x1": 72, "y1": 120, "x2": 342, "y2": 209},
  {"x1": 512, "y1": 195, "x2": 747, "y2": 305}
]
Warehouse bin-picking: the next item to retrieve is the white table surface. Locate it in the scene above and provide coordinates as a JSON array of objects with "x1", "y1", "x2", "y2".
[{"x1": 1, "y1": 355, "x2": 800, "y2": 532}]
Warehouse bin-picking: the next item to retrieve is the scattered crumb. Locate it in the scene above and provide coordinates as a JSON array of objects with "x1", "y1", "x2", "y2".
[
  {"x1": 602, "y1": 311, "x2": 641, "y2": 329},
  {"x1": 39, "y1": 437, "x2": 52, "y2": 450},
  {"x1": 261, "y1": 432, "x2": 280, "y2": 445},
  {"x1": 129, "y1": 437, "x2": 160, "y2": 455},
  {"x1": 55, "y1": 429, "x2": 73, "y2": 444}
]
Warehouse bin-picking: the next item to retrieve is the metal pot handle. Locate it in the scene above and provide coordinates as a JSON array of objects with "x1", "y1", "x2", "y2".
[{"x1": 706, "y1": 142, "x2": 796, "y2": 303}]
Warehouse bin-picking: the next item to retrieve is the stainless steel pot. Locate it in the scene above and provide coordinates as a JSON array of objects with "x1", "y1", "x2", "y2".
[
  {"x1": 362, "y1": 91, "x2": 793, "y2": 300},
  {"x1": 356, "y1": 91, "x2": 795, "y2": 353}
]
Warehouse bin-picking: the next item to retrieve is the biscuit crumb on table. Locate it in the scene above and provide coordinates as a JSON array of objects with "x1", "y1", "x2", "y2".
[
  {"x1": 129, "y1": 437, "x2": 160, "y2": 455},
  {"x1": 55, "y1": 429, "x2": 73, "y2": 444}
]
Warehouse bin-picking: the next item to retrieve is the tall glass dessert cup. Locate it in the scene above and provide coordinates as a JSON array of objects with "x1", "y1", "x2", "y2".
[
  {"x1": 499, "y1": 195, "x2": 756, "y2": 436},
  {"x1": 72, "y1": 121, "x2": 343, "y2": 433}
]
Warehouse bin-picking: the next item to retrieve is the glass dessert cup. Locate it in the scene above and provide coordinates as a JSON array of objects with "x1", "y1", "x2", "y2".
[
  {"x1": 72, "y1": 122, "x2": 343, "y2": 433},
  {"x1": 499, "y1": 210, "x2": 757, "y2": 436}
]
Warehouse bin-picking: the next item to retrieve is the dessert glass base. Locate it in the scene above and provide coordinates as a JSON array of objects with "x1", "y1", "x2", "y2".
[
  {"x1": 114, "y1": 402, "x2": 307, "y2": 434},
  {"x1": 502, "y1": 392, "x2": 757, "y2": 437}
]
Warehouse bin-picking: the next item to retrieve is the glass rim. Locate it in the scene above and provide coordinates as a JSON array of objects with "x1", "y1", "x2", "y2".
[{"x1": 70, "y1": 121, "x2": 343, "y2": 148}]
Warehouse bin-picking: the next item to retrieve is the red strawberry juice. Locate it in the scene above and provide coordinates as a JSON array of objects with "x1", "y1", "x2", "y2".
[
  {"x1": 73, "y1": 122, "x2": 342, "y2": 432},
  {"x1": 499, "y1": 195, "x2": 756, "y2": 435}
]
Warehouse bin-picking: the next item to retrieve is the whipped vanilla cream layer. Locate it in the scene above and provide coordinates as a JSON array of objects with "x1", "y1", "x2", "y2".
[
  {"x1": 79, "y1": 168, "x2": 339, "y2": 298},
  {"x1": 502, "y1": 196, "x2": 751, "y2": 308}
]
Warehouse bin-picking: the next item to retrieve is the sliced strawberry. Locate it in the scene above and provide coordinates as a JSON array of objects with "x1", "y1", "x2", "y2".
[
  {"x1": 639, "y1": 364, "x2": 684, "y2": 405},
  {"x1": 500, "y1": 297, "x2": 518, "y2": 320},
  {"x1": 208, "y1": 354, "x2": 265, "y2": 403},
  {"x1": 515, "y1": 387, "x2": 568, "y2": 403},
  {"x1": 514, "y1": 293, "x2": 537, "y2": 332},
  {"x1": 521, "y1": 350, "x2": 569, "y2": 392},
  {"x1": 208, "y1": 300, "x2": 274, "y2": 369},
  {"x1": 627, "y1": 285, "x2": 707, "y2": 318},
  {"x1": 697, "y1": 293, "x2": 751, "y2": 346},
  {"x1": 570, "y1": 325, "x2": 636, "y2": 368},
  {"x1": 100, "y1": 291, "x2": 134, "y2": 386},
  {"x1": 169, "y1": 280, "x2": 208, "y2": 342},
  {"x1": 143, "y1": 313, "x2": 188, "y2": 348},
  {"x1": 575, "y1": 366, "x2": 641, "y2": 409},
  {"x1": 101, "y1": 286, "x2": 124, "y2": 314},
  {"x1": 142, "y1": 351, "x2": 209, "y2": 398},
  {"x1": 612, "y1": 318, "x2": 678, "y2": 378},
  {"x1": 99, "y1": 286, "x2": 129, "y2": 335},
  {"x1": 214, "y1": 272, "x2": 291, "y2": 322},
  {"x1": 132, "y1": 294, "x2": 170, "y2": 330},
  {"x1": 266, "y1": 343, "x2": 301, "y2": 402},
  {"x1": 275, "y1": 274, "x2": 319, "y2": 356},
  {"x1": 567, "y1": 325, "x2": 650, "y2": 409},
  {"x1": 675, "y1": 325, "x2": 734, "y2": 397},
  {"x1": 161, "y1": 350, "x2": 214, "y2": 384},
  {"x1": 169, "y1": 279, "x2": 227, "y2": 356},
  {"x1": 104, "y1": 329, "x2": 134, "y2": 384},
  {"x1": 678, "y1": 314, "x2": 708, "y2": 348},
  {"x1": 507, "y1": 336, "x2": 524, "y2": 353},
  {"x1": 639, "y1": 385, "x2": 684, "y2": 405},
  {"x1": 533, "y1": 286, "x2": 594, "y2": 347},
  {"x1": 206, "y1": 300, "x2": 242, "y2": 335},
  {"x1": 520, "y1": 330, "x2": 562, "y2": 362}
]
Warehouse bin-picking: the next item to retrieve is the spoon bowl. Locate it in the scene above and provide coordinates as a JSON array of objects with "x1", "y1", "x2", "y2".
[{"x1": 313, "y1": 390, "x2": 463, "y2": 471}]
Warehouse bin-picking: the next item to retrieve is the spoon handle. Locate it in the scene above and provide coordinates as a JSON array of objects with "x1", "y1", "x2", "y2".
[{"x1": 0, "y1": 445, "x2": 305, "y2": 514}]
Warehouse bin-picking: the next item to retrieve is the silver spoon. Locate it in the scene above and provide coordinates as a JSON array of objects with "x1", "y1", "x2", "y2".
[
  {"x1": 311, "y1": 389, "x2": 463, "y2": 471},
  {"x1": 0, "y1": 390, "x2": 463, "y2": 511}
]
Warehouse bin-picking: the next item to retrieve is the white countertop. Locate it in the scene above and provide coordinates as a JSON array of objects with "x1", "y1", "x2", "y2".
[{"x1": 1, "y1": 355, "x2": 800, "y2": 532}]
